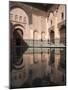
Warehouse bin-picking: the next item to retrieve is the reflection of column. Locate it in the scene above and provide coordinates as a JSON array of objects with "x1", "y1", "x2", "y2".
[
  {"x1": 41, "y1": 48, "x2": 51, "y2": 76},
  {"x1": 54, "y1": 48, "x2": 60, "y2": 70},
  {"x1": 33, "y1": 52, "x2": 41, "y2": 63},
  {"x1": 54, "y1": 16, "x2": 60, "y2": 44},
  {"x1": 45, "y1": 49, "x2": 50, "y2": 75},
  {"x1": 50, "y1": 48, "x2": 63, "y2": 84},
  {"x1": 45, "y1": 18, "x2": 50, "y2": 44},
  {"x1": 34, "y1": 53, "x2": 39, "y2": 63}
]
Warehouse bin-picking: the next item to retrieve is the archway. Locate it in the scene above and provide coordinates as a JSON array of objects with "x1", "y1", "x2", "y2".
[
  {"x1": 33, "y1": 31, "x2": 38, "y2": 40},
  {"x1": 10, "y1": 7, "x2": 29, "y2": 33},
  {"x1": 33, "y1": 31, "x2": 38, "y2": 47},
  {"x1": 13, "y1": 28, "x2": 28, "y2": 68},
  {"x1": 50, "y1": 30, "x2": 54, "y2": 44},
  {"x1": 41, "y1": 32, "x2": 45, "y2": 41},
  {"x1": 59, "y1": 25, "x2": 66, "y2": 45},
  {"x1": 13, "y1": 28, "x2": 23, "y2": 66},
  {"x1": 10, "y1": 2, "x2": 31, "y2": 24}
]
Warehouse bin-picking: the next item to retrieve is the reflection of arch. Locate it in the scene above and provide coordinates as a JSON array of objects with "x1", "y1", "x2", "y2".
[
  {"x1": 59, "y1": 25, "x2": 66, "y2": 45},
  {"x1": 50, "y1": 30, "x2": 54, "y2": 44},
  {"x1": 33, "y1": 53, "x2": 39, "y2": 64},
  {"x1": 41, "y1": 52, "x2": 45, "y2": 62},
  {"x1": 60, "y1": 48, "x2": 66, "y2": 69},
  {"x1": 49, "y1": 49, "x2": 55, "y2": 65},
  {"x1": 41, "y1": 48, "x2": 50, "y2": 62},
  {"x1": 32, "y1": 78, "x2": 42, "y2": 87},
  {"x1": 41, "y1": 32, "x2": 45, "y2": 41}
]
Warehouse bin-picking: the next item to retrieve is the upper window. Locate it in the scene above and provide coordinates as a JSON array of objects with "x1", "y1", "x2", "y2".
[
  {"x1": 10, "y1": 14, "x2": 13, "y2": 20},
  {"x1": 51, "y1": 20, "x2": 52, "y2": 25},
  {"x1": 15, "y1": 15, "x2": 18, "y2": 21},
  {"x1": 23, "y1": 17, "x2": 26, "y2": 23},
  {"x1": 19, "y1": 16, "x2": 22, "y2": 22}
]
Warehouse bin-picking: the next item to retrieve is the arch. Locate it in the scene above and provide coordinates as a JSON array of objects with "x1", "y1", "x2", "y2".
[
  {"x1": 33, "y1": 30, "x2": 38, "y2": 40},
  {"x1": 12, "y1": 26, "x2": 28, "y2": 69},
  {"x1": 48, "y1": 12, "x2": 54, "y2": 20},
  {"x1": 48, "y1": 12, "x2": 54, "y2": 27},
  {"x1": 61, "y1": 12, "x2": 64, "y2": 20},
  {"x1": 13, "y1": 24, "x2": 24, "y2": 40},
  {"x1": 13, "y1": 28, "x2": 23, "y2": 35},
  {"x1": 10, "y1": 3, "x2": 30, "y2": 16},
  {"x1": 59, "y1": 25, "x2": 66, "y2": 45},
  {"x1": 13, "y1": 28, "x2": 23, "y2": 66},
  {"x1": 41, "y1": 32, "x2": 45, "y2": 41},
  {"x1": 10, "y1": 2, "x2": 32, "y2": 24},
  {"x1": 12, "y1": 24, "x2": 25, "y2": 32},
  {"x1": 10, "y1": 24, "x2": 28, "y2": 71},
  {"x1": 10, "y1": 7, "x2": 29, "y2": 24},
  {"x1": 50, "y1": 30, "x2": 54, "y2": 44},
  {"x1": 57, "y1": 5, "x2": 65, "y2": 22},
  {"x1": 33, "y1": 30, "x2": 38, "y2": 48}
]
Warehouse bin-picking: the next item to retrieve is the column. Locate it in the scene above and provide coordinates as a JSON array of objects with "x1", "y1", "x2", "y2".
[{"x1": 45, "y1": 18, "x2": 50, "y2": 44}]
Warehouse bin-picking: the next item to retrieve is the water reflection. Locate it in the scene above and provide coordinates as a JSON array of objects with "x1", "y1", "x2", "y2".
[{"x1": 11, "y1": 47, "x2": 66, "y2": 88}]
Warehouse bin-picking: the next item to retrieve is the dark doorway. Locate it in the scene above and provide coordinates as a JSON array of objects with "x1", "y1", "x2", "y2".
[
  {"x1": 60, "y1": 25, "x2": 66, "y2": 45},
  {"x1": 50, "y1": 30, "x2": 54, "y2": 44},
  {"x1": 13, "y1": 29, "x2": 23, "y2": 65}
]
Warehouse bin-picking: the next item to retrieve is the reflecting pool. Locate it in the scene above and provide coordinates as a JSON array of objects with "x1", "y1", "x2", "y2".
[{"x1": 10, "y1": 47, "x2": 66, "y2": 88}]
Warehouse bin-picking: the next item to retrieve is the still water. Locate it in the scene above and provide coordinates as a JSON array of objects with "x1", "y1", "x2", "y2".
[{"x1": 11, "y1": 47, "x2": 66, "y2": 88}]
